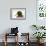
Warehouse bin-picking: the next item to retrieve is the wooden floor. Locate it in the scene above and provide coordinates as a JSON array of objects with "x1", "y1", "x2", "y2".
[{"x1": 0, "y1": 42, "x2": 46, "y2": 46}]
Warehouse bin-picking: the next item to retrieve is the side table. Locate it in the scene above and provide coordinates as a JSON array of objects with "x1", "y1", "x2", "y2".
[{"x1": 4, "y1": 33, "x2": 18, "y2": 46}]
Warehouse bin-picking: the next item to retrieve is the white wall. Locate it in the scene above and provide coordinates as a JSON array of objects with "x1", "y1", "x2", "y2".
[{"x1": 0, "y1": 0, "x2": 37, "y2": 42}]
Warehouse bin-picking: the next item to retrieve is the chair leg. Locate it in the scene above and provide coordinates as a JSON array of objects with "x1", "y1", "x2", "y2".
[
  {"x1": 4, "y1": 41, "x2": 7, "y2": 46},
  {"x1": 16, "y1": 34, "x2": 18, "y2": 46},
  {"x1": 4, "y1": 33, "x2": 7, "y2": 46}
]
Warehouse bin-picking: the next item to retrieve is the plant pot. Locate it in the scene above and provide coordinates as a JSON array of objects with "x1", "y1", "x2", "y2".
[
  {"x1": 37, "y1": 39, "x2": 40, "y2": 43},
  {"x1": 40, "y1": 39, "x2": 45, "y2": 43},
  {"x1": 37, "y1": 39, "x2": 44, "y2": 44}
]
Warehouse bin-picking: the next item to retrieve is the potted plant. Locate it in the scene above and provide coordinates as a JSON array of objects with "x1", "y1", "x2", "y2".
[{"x1": 33, "y1": 32, "x2": 46, "y2": 43}]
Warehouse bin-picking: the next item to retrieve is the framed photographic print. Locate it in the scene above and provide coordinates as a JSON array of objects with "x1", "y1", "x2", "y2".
[
  {"x1": 10, "y1": 8, "x2": 26, "y2": 20},
  {"x1": 36, "y1": 0, "x2": 46, "y2": 26},
  {"x1": 37, "y1": 0, "x2": 46, "y2": 20}
]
